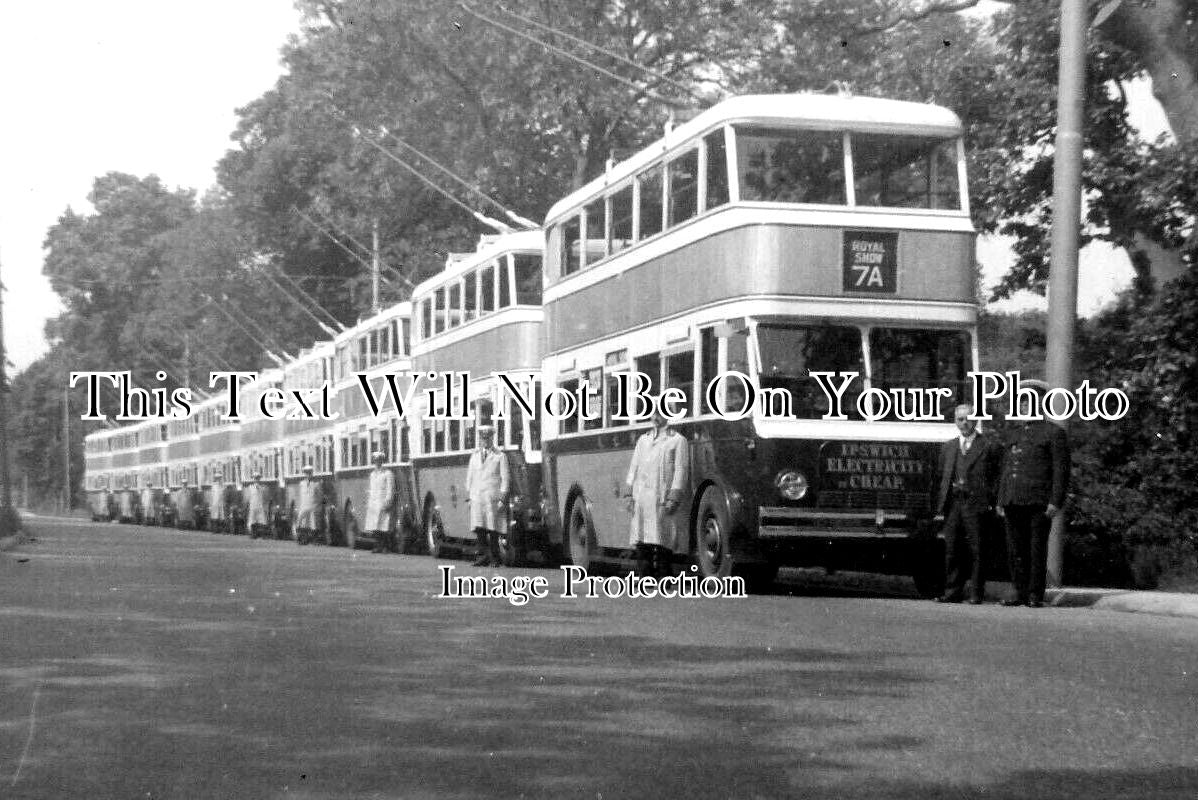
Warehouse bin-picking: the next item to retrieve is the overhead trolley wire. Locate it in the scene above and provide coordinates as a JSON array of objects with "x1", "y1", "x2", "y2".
[
  {"x1": 487, "y1": 2, "x2": 703, "y2": 102},
  {"x1": 457, "y1": 1, "x2": 691, "y2": 110}
]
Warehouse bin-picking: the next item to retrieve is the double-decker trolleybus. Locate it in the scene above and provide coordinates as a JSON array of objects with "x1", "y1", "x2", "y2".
[
  {"x1": 279, "y1": 342, "x2": 342, "y2": 545},
  {"x1": 137, "y1": 419, "x2": 170, "y2": 525},
  {"x1": 409, "y1": 230, "x2": 546, "y2": 564},
  {"x1": 331, "y1": 301, "x2": 421, "y2": 552},
  {"x1": 196, "y1": 392, "x2": 243, "y2": 533},
  {"x1": 541, "y1": 93, "x2": 975, "y2": 593},
  {"x1": 165, "y1": 413, "x2": 201, "y2": 528},
  {"x1": 84, "y1": 428, "x2": 116, "y2": 521},
  {"x1": 108, "y1": 425, "x2": 142, "y2": 523},
  {"x1": 240, "y1": 367, "x2": 288, "y2": 539}
]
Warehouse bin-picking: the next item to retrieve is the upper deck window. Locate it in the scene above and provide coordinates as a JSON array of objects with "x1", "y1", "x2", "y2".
[
  {"x1": 704, "y1": 130, "x2": 730, "y2": 210},
  {"x1": 434, "y1": 287, "x2": 446, "y2": 334},
  {"x1": 610, "y1": 185, "x2": 633, "y2": 255},
  {"x1": 562, "y1": 216, "x2": 582, "y2": 276},
  {"x1": 463, "y1": 272, "x2": 478, "y2": 322},
  {"x1": 498, "y1": 257, "x2": 512, "y2": 307},
  {"x1": 420, "y1": 299, "x2": 432, "y2": 341},
  {"x1": 514, "y1": 254, "x2": 541, "y2": 304},
  {"x1": 480, "y1": 264, "x2": 495, "y2": 312},
  {"x1": 668, "y1": 148, "x2": 699, "y2": 227},
  {"x1": 448, "y1": 283, "x2": 462, "y2": 329},
  {"x1": 853, "y1": 135, "x2": 960, "y2": 210},
  {"x1": 736, "y1": 126, "x2": 846, "y2": 205},
  {"x1": 584, "y1": 201, "x2": 606, "y2": 267},
  {"x1": 638, "y1": 165, "x2": 664, "y2": 239}
]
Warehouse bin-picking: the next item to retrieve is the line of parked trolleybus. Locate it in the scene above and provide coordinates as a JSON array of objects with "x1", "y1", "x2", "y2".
[{"x1": 84, "y1": 93, "x2": 978, "y2": 595}]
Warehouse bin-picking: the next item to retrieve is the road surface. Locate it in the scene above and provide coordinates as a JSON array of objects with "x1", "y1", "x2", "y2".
[{"x1": 1, "y1": 519, "x2": 1196, "y2": 799}]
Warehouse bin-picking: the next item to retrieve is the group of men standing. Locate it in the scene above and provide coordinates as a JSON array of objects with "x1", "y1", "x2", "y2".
[{"x1": 935, "y1": 384, "x2": 1072, "y2": 607}]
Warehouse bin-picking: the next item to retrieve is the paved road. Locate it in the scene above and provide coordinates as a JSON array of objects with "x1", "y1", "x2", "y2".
[{"x1": 1, "y1": 521, "x2": 1196, "y2": 799}]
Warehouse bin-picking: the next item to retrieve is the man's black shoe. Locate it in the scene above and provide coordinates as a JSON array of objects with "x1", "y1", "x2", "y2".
[
  {"x1": 1028, "y1": 599, "x2": 1044, "y2": 608},
  {"x1": 935, "y1": 595, "x2": 963, "y2": 603},
  {"x1": 968, "y1": 598, "x2": 984, "y2": 605},
  {"x1": 1001, "y1": 598, "x2": 1026, "y2": 607},
  {"x1": 472, "y1": 555, "x2": 491, "y2": 567}
]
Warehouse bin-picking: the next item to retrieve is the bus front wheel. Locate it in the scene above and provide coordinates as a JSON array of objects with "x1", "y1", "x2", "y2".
[
  {"x1": 565, "y1": 497, "x2": 598, "y2": 572},
  {"x1": 693, "y1": 488, "x2": 732, "y2": 579}
]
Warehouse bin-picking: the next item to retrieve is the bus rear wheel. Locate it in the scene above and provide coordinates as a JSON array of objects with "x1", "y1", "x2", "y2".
[
  {"x1": 565, "y1": 496, "x2": 598, "y2": 572},
  {"x1": 693, "y1": 488, "x2": 732, "y2": 579}
]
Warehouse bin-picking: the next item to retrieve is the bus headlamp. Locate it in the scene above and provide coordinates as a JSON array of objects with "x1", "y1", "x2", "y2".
[{"x1": 775, "y1": 470, "x2": 808, "y2": 500}]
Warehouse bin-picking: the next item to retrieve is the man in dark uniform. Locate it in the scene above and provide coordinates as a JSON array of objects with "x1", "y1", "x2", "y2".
[
  {"x1": 935, "y1": 404, "x2": 1003, "y2": 603},
  {"x1": 997, "y1": 381, "x2": 1071, "y2": 608}
]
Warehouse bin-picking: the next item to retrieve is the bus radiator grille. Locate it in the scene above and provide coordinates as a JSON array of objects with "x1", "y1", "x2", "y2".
[{"x1": 816, "y1": 490, "x2": 927, "y2": 512}]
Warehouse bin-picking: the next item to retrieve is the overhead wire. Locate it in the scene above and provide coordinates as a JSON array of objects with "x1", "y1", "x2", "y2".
[
  {"x1": 457, "y1": 2, "x2": 690, "y2": 110},
  {"x1": 306, "y1": 205, "x2": 419, "y2": 292},
  {"x1": 488, "y1": 2, "x2": 702, "y2": 102}
]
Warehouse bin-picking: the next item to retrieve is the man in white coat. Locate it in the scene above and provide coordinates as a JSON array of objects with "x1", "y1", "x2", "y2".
[
  {"x1": 365, "y1": 451, "x2": 396, "y2": 553},
  {"x1": 208, "y1": 472, "x2": 227, "y2": 532},
  {"x1": 140, "y1": 480, "x2": 157, "y2": 526},
  {"x1": 246, "y1": 471, "x2": 271, "y2": 540},
  {"x1": 296, "y1": 464, "x2": 323, "y2": 545},
  {"x1": 624, "y1": 409, "x2": 690, "y2": 578},
  {"x1": 467, "y1": 425, "x2": 510, "y2": 567}
]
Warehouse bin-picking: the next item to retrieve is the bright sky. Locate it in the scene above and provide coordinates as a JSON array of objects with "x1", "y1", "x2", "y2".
[
  {"x1": 0, "y1": 2, "x2": 1174, "y2": 375},
  {"x1": 0, "y1": 1, "x2": 302, "y2": 373}
]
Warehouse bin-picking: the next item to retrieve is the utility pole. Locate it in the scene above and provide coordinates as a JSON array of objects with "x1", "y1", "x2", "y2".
[
  {"x1": 1045, "y1": 0, "x2": 1087, "y2": 588},
  {"x1": 372, "y1": 217, "x2": 381, "y2": 314},
  {"x1": 0, "y1": 252, "x2": 12, "y2": 529},
  {"x1": 63, "y1": 385, "x2": 70, "y2": 511}
]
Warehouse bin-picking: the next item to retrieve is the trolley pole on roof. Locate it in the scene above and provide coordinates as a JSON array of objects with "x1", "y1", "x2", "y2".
[{"x1": 1044, "y1": 0, "x2": 1087, "y2": 589}]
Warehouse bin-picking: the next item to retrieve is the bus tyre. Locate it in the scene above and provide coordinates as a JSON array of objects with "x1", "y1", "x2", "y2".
[
  {"x1": 693, "y1": 488, "x2": 733, "y2": 579},
  {"x1": 399, "y1": 511, "x2": 419, "y2": 554},
  {"x1": 425, "y1": 503, "x2": 446, "y2": 559},
  {"x1": 565, "y1": 496, "x2": 598, "y2": 572},
  {"x1": 498, "y1": 532, "x2": 520, "y2": 568}
]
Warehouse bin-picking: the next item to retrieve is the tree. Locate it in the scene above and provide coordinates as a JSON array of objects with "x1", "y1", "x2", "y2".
[{"x1": 43, "y1": 173, "x2": 197, "y2": 374}]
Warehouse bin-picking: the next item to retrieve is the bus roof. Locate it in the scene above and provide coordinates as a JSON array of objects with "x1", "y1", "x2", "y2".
[
  {"x1": 544, "y1": 93, "x2": 964, "y2": 225},
  {"x1": 411, "y1": 229, "x2": 544, "y2": 302},
  {"x1": 334, "y1": 300, "x2": 413, "y2": 348}
]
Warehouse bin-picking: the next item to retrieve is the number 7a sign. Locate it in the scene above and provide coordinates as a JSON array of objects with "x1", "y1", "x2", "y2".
[{"x1": 842, "y1": 230, "x2": 898, "y2": 293}]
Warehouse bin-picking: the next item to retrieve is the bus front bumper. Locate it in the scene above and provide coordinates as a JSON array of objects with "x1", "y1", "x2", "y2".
[{"x1": 758, "y1": 507, "x2": 932, "y2": 539}]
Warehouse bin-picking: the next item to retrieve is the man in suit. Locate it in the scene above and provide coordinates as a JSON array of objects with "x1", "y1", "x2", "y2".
[
  {"x1": 935, "y1": 403, "x2": 1003, "y2": 604},
  {"x1": 997, "y1": 381, "x2": 1071, "y2": 608}
]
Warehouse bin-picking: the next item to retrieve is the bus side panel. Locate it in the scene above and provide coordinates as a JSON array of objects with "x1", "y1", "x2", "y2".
[
  {"x1": 337, "y1": 468, "x2": 370, "y2": 526},
  {"x1": 412, "y1": 320, "x2": 542, "y2": 376},
  {"x1": 546, "y1": 225, "x2": 975, "y2": 353},
  {"x1": 547, "y1": 435, "x2": 640, "y2": 552},
  {"x1": 413, "y1": 457, "x2": 473, "y2": 545}
]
